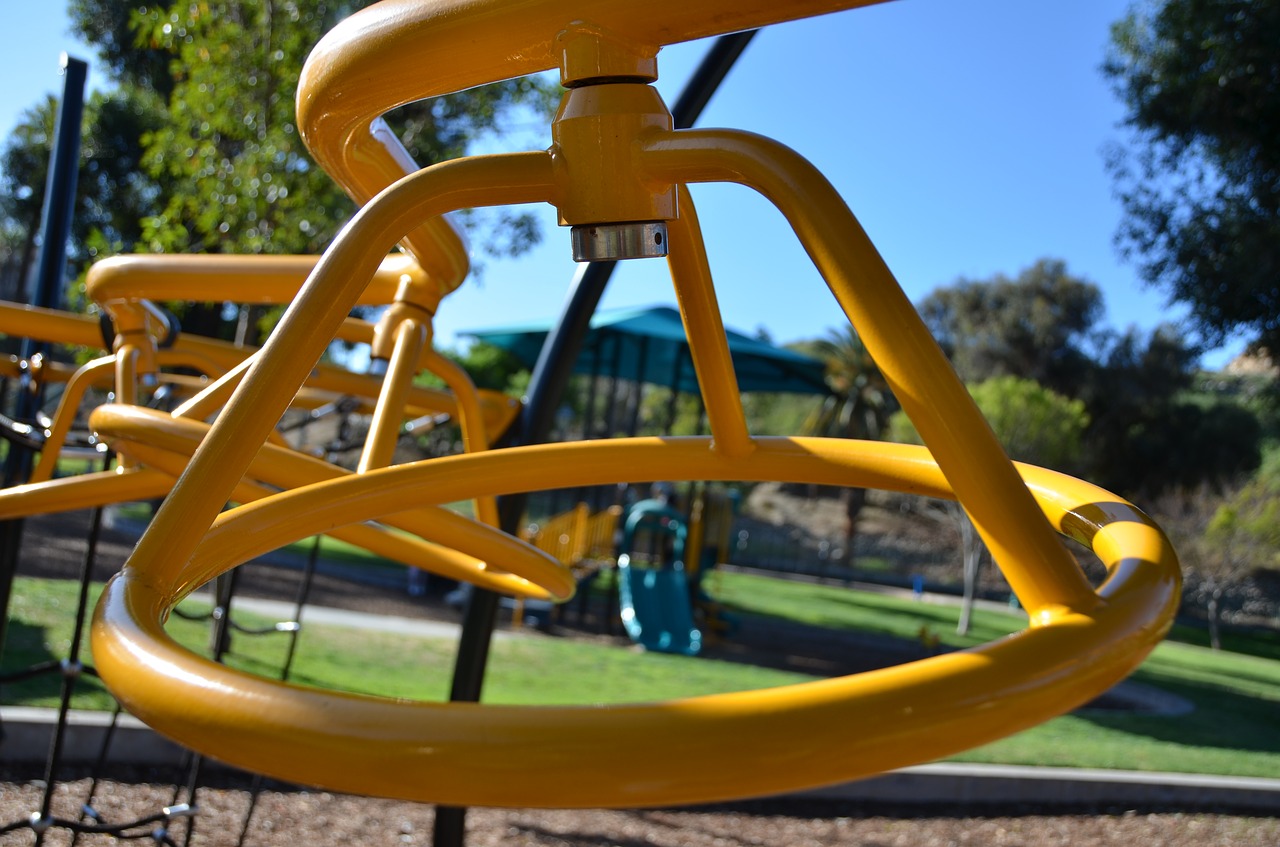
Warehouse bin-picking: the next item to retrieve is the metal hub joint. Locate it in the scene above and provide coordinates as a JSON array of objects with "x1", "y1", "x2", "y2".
[{"x1": 571, "y1": 221, "x2": 668, "y2": 261}]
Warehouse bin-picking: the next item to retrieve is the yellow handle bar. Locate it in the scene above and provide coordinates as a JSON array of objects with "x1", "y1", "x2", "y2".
[{"x1": 85, "y1": 252, "x2": 427, "y2": 312}]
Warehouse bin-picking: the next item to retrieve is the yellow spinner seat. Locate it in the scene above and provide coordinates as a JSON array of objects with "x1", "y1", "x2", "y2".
[{"x1": 92, "y1": 0, "x2": 1180, "y2": 810}]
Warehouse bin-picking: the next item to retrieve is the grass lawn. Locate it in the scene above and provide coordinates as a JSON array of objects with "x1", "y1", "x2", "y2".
[
  {"x1": 2, "y1": 577, "x2": 812, "y2": 712},
  {"x1": 4, "y1": 571, "x2": 1279, "y2": 779},
  {"x1": 712, "y1": 570, "x2": 1280, "y2": 779}
]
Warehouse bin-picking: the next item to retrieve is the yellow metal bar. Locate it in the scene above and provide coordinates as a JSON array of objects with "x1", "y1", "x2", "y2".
[
  {"x1": 29, "y1": 355, "x2": 116, "y2": 483},
  {"x1": 91, "y1": 403, "x2": 572, "y2": 601},
  {"x1": 641, "y1": 129, "x2": 1094, "y2": 616},
  {"x1": 0, "y1": 302, "x2": 106, "y2": 350},
  {"x1": 111, "y1": 343, "x2": 144, "y2": 472},
  {"x1": 93, "y1": 435, "x2": 1178, "y2": 808},
  {"x1": 125, "y1": 151, "x2": 557, "y2": 587},
  {"x1": 298, "y1": 0, "x2": 892, "y2": 266},
  {"x1": 423, "y1": 350, "x2": 501, "y2": 528},
  {"x1": 171, "y1": 357, "x2": 256, "y2": 421},
  {"x1": 358, "y1": 317, "x2": 429, "y2": 474},
  {"x1": 86, "y1": 252, "x2": 424, "y2": 312},
  {"x1": 113, "y1": 437, "x2": 556, "y2": 601},
  {"x1": 0, "y1": 467, "x2": 172, "y2": 520},
  {"x1": 665, "y1": 185, "x2": 754, "y2": 458}
]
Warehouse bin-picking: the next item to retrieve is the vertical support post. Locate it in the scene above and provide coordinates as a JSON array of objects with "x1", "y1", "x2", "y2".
[
  {"x1": 432, "y1": 30, "x2": 756, "y2": 847},
  {"x1": 0, "y1": 55, "x2": 88, "y2": 704},
  {"x1": 627, "y1": 335, "x2": 649, "y2": 436},
  {"x1": 24, "y1": 54, "x2": 89, "y2": 361}
]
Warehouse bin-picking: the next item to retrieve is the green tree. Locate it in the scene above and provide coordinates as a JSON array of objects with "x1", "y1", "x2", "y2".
[
  {"x1": 967, "y1": 376, "x2": 1090, "y2": 473},
  {"x1": 916, "y1": 261, "x2": 1260, "y2": 497},
  {"x1": 130, "y1": 0, "x2": 554, "y2": 259},
  {"x1": 0, "y1": 100, "x2": 56, "y2": 301},
  {"x1": 1104, "y1": 0, "x2": 1280, "y2": 357},
  {"x1": 1080, "y1": 324, "x2": 1260, "y2": 494},
  {"x1": 0, "y1": 0, "x2": 556, "y2": 339},
  {"x1": 131, "y1": 1, "x2": 350, "y2": 257},
  {"x1": 917, "y1": 259, "x2": 1102, "y2": 395},
  {"x1": 0, "y1": 89, "x2": 165, "y2": 308},
  {"x1": 796, "y1": 326, "x2": 895, "y2": 567},
  {"x1": 890, "y1": 376, "x2": 1090, "y2": 634},
  {"x1": 1153, "y1": 453, "x2": 1280, "y2": 649},
  {"x1": 451, "y1": 341, "x2": 529, "y2": 395},
  {"x1": 70, "y1": 0, "x2": 174, "y2": 94}
]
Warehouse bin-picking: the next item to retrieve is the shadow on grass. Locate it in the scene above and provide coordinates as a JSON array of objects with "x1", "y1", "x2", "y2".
[
  {"x1": 0, "y1": 619, "x2": 110, "y2": 706},
  {"x1": 1082, "y1": 670, "x2": 1280, "y2": 757}
]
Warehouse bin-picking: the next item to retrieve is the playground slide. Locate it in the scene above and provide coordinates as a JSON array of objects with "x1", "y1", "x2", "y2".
[{"x1": 617, "y1": 554, "x2": 702, "y2": 656}]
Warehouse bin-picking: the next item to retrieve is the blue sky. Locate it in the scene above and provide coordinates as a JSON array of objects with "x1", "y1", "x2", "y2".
[{"x1": 3, "y1": 1, "x2": 1244, "y2": 369}]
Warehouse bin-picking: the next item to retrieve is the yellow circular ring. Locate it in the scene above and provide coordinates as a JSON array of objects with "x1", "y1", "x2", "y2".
[{"x1": 93, "y1": 435, "x2": 1179, "y2": 809}]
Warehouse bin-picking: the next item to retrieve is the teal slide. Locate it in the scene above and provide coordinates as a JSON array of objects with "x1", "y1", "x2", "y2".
[{"x1": 616, "y1": 501, "x2": 701, "y2": 656}]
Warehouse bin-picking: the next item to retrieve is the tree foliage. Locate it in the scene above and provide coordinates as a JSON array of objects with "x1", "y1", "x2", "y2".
[
  {"x1": 917, "y1": 258, "x2": 1103, "y2": 395},
  {"x1": 1104, "y1": 0, "x2": 1280, "y2": 356},
  {"x1": 797, "y1": 325, "x2": 893, "y2": 442},
  {"x1": 130, "y1": 1, "x2": 352, "y2": 255},
  {"x1": 966, "y1": 375, "x2": 1090, "y2": 472},
  {"x1": 1208, "y1": 451, "x2": 1280, "y2": 566},
  {"x1": 1080, "y1": 323, "x2": 1260, "y2": 493},
  {"x1": 127, "y1": 0, "x2": 555, "y2": 258},
  {"x1": 889, "y1": 376, "x2": 1089, "y2": 471},
  {"x1": 1, "y1": 0, "x2": 556, "y2": 336},
  {"x1": 917, "y1": 259, "x2": 1261, "y2": 496},
  {"x1": 0, "y1": 89, "x2": 165, "y2": 305},
  {"x1": 1152, "y1": 453, "x2": 1280, "y2": 648}
]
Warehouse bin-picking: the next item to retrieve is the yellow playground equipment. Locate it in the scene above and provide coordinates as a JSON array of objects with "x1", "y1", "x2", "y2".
[
  {"x1": 2, "y1": 254, "x2": 515, "y2": 479},
  {"x1": 522, "y1": 502, "x2": 622, "y2": 572},
  {"x1": 81, "y1": 0, "x2": 1181, "y2": 812},
  {"x1": 0, "y1": 247, "x2": 554, "y2": 596}
]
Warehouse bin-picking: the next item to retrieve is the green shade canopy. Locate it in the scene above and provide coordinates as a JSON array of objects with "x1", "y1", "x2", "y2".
[{"x1": 464, "y1": 305, "x2": 830, "y2": 395}]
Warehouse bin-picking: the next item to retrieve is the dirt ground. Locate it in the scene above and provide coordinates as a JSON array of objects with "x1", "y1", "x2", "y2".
[
  {"x1": 2, "y1": 510, "x2": 1276, "y2": 846},
  {"x1": 1, "y1": 771, "x2": 1277, "y2": 847}
]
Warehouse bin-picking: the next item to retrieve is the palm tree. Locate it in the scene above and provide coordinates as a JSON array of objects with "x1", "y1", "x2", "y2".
[{"x1": 801, "y1": 326, "x2": 894, "y2": 565}]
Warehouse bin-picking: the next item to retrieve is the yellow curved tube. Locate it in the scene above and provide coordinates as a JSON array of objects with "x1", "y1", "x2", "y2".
[
  {"x1": 92, "y1": 436, "x2": 1179, "y2": 809},
  {"x1": 0, "y1": 302, "x2": 113, "y2": 350},
  {"x1": 85, "y1": 252, "x2": 425, "y2": 312},
  {"x1": 298, "y1": 0, "x2": 890, "y2": 267},
  {"x1": 27, "y1": 356, "x2": 116, "y2": 483},
  {"x1": 0, "y1": 467, "x2": 173, "y2": 520}
]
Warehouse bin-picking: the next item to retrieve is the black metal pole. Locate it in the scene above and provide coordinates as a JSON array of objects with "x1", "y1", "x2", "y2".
[
  {"x1": 0, "y1": 54, "x2": 88, "y2": 700},
  {"x1": 602, "y1": 333, "x2": 623, "y2": 436},
  {"x1": 432, "y1": 30, "x2": 756, "y2": 847}
]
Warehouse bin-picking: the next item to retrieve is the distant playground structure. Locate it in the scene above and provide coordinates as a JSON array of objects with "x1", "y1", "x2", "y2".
[{"x1": 0, "y1": 0, "x2": 1183, "y2": 844}]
